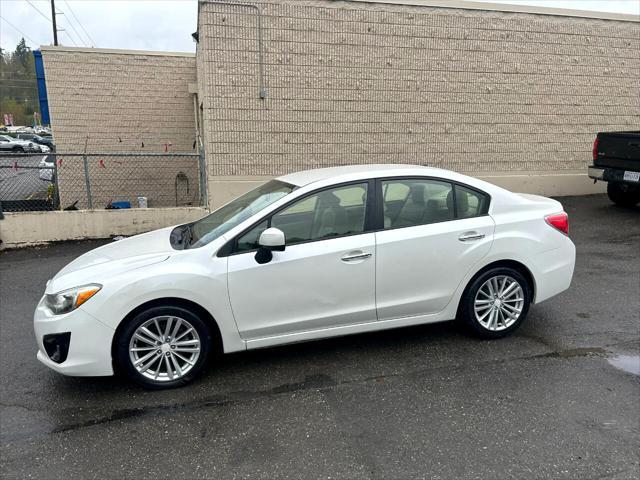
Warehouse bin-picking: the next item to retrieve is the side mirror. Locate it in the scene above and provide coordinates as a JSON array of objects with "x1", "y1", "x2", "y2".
[
  {"x1": 255, "y1": 227, "x2": 285, "y2": 264},
  {"x1": 258, "y1": 227, "x2": 285, "y2": 251}
]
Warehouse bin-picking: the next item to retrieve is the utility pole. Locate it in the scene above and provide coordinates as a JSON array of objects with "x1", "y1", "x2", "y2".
[{"x1": 50, "y1": 0, "x2": 58, "y2": 46}]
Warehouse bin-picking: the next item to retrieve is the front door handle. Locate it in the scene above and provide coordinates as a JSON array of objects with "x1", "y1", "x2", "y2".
[
  {"x1": 341, "y1": 251, "x2": 372, "y2": 262},
  {"x1": 458, "y1": 231, "x2": 485, "y2": 242}
]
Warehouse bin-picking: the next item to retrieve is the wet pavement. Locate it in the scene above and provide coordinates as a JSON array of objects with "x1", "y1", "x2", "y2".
[{"x1": 0, "y1": 194, "x2": 638, "y2": 479}]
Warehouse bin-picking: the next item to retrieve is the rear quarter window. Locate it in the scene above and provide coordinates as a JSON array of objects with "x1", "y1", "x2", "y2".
[{"x1": 454, "y1": 185, "x2": 490, "y2": 217}]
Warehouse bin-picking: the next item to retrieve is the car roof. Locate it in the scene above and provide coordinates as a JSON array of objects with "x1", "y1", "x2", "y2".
[{"x1": 277, "y1": 164, "x2": 462, "y2": 187}]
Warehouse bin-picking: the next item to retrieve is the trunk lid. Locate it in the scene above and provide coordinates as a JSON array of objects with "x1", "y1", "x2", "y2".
[{"x1": 515, "y1": 193, "x2": 563, "y2": 212}]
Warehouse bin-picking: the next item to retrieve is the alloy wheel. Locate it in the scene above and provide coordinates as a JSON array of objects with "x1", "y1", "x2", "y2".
[
  {"x1": 473, "y1": 275, "x2": 524, "y2": 331},
  {"x1": 128, "y1": 315, "x2": 201, "y2": 382}
]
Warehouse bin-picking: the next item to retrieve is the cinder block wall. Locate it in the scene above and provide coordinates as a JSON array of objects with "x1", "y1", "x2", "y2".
[
  {"x1": 197, "y1": 0, "x2": 639, "y2": 206},
  {"x1": 41, "y1": 47, "x2": 200, "y2": 209}
]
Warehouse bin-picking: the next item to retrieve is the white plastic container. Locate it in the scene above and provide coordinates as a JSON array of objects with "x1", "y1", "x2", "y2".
[{"x1": 137, "y1": 196, "x2": 148, "y2": 208}]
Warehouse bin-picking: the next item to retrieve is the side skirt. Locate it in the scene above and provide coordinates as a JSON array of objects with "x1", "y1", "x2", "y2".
[{"x1": 244, "y1": 312, "x2": 453, "y2": 350}]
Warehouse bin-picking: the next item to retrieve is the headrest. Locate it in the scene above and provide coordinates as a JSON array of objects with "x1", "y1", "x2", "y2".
[
  {"x1": 409, "y1": 184, "x2": 425, "y2": 204},
  {"x1": 458, "y1": 190, "x2": 469, "y2": 212},
  {"x1": 447, "y1": 189, "x2": 469, "y2": 213},
  {"x1": 318, "y1": 191, "x2": 341, "y2": 206}
]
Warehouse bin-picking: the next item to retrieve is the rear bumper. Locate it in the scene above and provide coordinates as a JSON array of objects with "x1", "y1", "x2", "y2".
[
  {"x1": 588, "y1": 165, "x2": 640, "y2": 185},
  {"x1": 532, "y1": 239, "x2": 576, "y2": 304}
]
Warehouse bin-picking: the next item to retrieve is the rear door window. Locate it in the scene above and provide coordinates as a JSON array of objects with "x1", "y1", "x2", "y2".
[
  {"x1": 382, "y1": 179, "x2": 454, "y2": 228},
  {"x1": 381, "y1": 178, "x2": 490, "y2": 229}
]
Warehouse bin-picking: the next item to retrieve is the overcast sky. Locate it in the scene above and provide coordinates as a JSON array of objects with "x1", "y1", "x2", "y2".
[{"x1": 1, "y1": 0, "x2": 638, "y2": 53}]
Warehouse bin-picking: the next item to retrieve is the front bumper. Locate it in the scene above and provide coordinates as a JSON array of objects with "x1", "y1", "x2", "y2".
[
  {"x1": 588, "y1": 165, "x2": 640, "y2": 185},
  {"x1": 34, "y1": 300, "x2": 115, "y2": 376}
]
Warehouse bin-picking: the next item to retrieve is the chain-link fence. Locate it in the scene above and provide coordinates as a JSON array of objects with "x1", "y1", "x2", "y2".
[
  {"x1": 0, "y1": 152, "x2": 205, "y2": 212},
  {"x1": 0, "y1": 154, "x2": 58, "y2": 212}
]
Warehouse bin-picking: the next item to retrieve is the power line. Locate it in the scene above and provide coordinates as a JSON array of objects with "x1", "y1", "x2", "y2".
[
  {"x1": 25, "y1": 0, "x2": 52, "y2": 23},
  {"x1": 63, "y1": 0, "x2": 95, "y2": 46},
  {"x1": 58, "y1": 8, "x2": 87, "y2": 47},
  {"x1": 0, "y1": 85, "x2": 38, "y2": 89},
  {"x1": 0, "y1": 83, "x2": 37, "y2": 86},
  {"x1": 49, "y1": 9, "x2": 79, "y2": 47},
  {"x1": 0, "y1": 15, "x2": 39, "y2": 46},
  {"x1": 60, "y1": 28, "x2": 79, "y2": 47},
  {"x1": 25, "y1": 0, "x2": 80, "y2": 47}
]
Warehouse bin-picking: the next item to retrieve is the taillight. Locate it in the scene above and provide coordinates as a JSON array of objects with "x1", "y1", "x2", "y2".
[
  {"x1": 592, "y1": 136, "x2": 599, "y2": 161},
  {"x1": 545, "y1": 212, "x2": 569, "y2": 236}
]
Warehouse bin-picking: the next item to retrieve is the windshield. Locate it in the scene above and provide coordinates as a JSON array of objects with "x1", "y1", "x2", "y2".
[{"x1": 171, "y1": 179, "x2": 296, "y2": 250}]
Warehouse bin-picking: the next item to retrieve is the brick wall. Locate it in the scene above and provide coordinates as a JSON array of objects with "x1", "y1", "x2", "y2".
[
  {"x1": 41, "y1": 47, "x2": 201, "y2": 208},
  {"x1": 197, "y1": 0, "x2": 639, "y2": 189}
]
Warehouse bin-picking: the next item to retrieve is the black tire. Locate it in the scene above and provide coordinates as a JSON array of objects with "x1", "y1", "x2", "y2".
[
  {"x1": 12, "y1": 146, "x2": 24, "y2": 153},
  {"x1": 458, "y1": 267, "x2": 532, "y2": 339},
  {"x1": 607, "y1": 182, "x2": 640, "y2": 208},
  {"x1": 115, "y1": 305, "x2": 213, "y2": 389}
]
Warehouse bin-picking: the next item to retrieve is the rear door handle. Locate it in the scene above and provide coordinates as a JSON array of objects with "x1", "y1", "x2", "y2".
[
  {"x1": 341, "y1": 251, "x2": 372, "y2": 262},
  {"x1": 458, "y1": 232, "x2": 485, "y2": 242}
]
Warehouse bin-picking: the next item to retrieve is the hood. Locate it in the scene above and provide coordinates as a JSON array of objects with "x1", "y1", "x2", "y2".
[{"x1": 48, "y1": 227, "x2": 175, "y2": 293}]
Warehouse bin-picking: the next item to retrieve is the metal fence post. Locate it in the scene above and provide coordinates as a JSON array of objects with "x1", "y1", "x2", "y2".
[
  {"x1": 82, "y1": 153, "x2": 93, "y2": 209},
  {"x1": 52, "y1": 154, "x2": 61, "y2": 210},
  {"x1": 198, "y1": 146, "x2": 208, "y2": 207}
]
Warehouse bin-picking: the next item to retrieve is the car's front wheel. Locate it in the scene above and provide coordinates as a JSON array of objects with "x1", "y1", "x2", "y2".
[
  {"x1": 459, "y1": 267, "x2": 531, "y2": 339},
  {"x1": 115, "y1": 305, "x2": 212, "y2": 389}
]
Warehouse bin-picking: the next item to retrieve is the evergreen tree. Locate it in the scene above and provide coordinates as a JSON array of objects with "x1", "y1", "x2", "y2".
[{"x1": 0, "y1": 39, "x2": 40, "y2": 127}]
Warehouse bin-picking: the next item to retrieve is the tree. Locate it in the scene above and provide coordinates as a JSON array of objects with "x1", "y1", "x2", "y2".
[
  {"x1": 14, "y1": 38, "x2": 31, "y2": 69},
  {"x1": 0, "y1": 38, "x2": 40, "y2": 126}
]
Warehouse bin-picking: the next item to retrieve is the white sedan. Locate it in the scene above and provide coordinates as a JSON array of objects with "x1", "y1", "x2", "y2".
[{"x1": 34, "y1": 165, "x2": 575, "y2": 388}]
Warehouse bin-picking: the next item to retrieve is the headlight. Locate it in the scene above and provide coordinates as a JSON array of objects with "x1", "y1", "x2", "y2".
[{"x1": 44, "y1": 284, "x2": 102, "y2": 315}]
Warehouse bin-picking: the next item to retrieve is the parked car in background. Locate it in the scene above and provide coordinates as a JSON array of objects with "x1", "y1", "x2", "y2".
[
  {"x1": 16, "y1": 133, "x2": 55, "y2": 151},
  {"x1": 35, "y1": 126, "x2": 52, "y2": 136},
  {"x1": 588, "y1": 131, "x2": 640, "y2": 207},
  {"x1": 34, "y1": 165, "x2": 575, "y2": 389},
  {"x1": 0, "y1": 135, "x2": 41, "y2": 153},
  {"x1": 39, "y1": 155, "x2": 55, "y2": 181}
]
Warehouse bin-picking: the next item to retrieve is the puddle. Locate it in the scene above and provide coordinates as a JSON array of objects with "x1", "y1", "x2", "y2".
[{"x1": 607, "y1": 355, "x2": 640, "y2": 376}]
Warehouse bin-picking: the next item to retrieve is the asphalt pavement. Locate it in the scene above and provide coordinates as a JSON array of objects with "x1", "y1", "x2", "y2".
[{"x1": 0, "y1": 194, "x2": 638, "y2": 479}]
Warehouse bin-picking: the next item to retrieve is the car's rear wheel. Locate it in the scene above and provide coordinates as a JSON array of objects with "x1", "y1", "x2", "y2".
[
  {"x1": 115, "y1": 305, "x2": 212, "y2": 389},
  {"x1": 459, "y1": 267, "x2": 531, "y2": 339},
  {"x1": 12, "y1": 146, "x2": 24, "y2": 152},
  {"x1": 607, "y1": 182, "x2": 640, "y2": 208}
]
